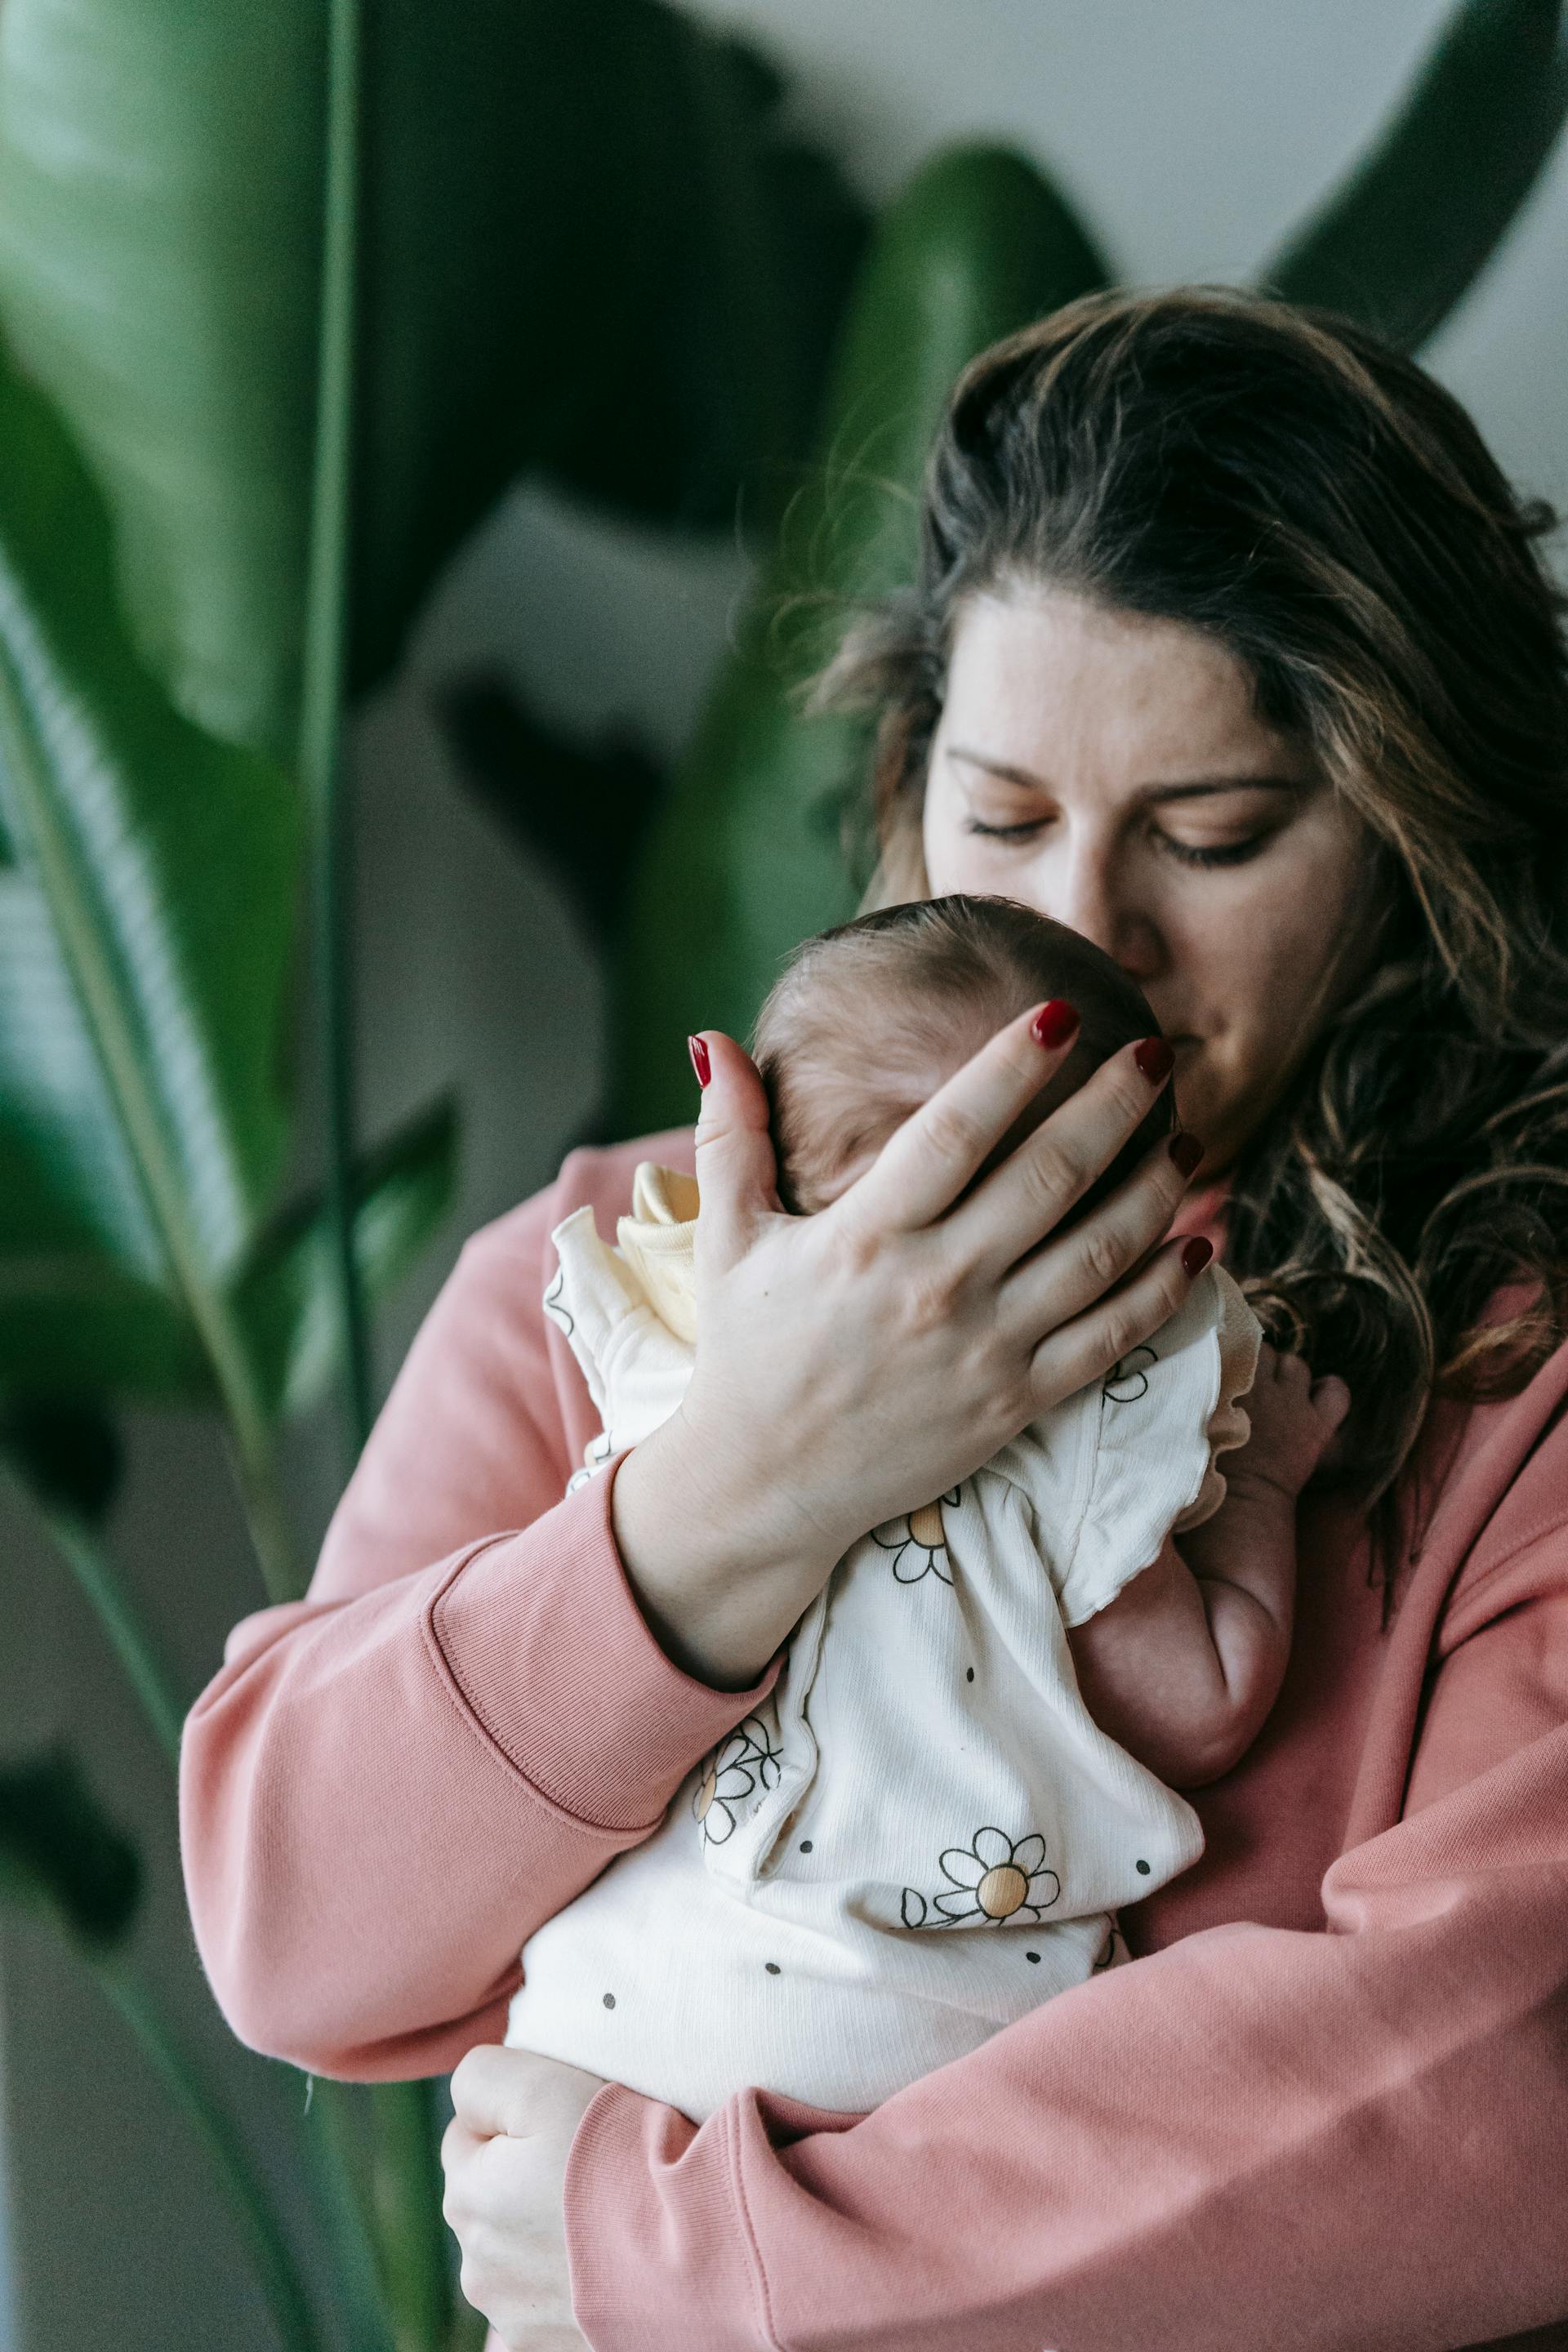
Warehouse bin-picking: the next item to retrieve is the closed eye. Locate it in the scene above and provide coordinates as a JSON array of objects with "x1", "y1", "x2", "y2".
[
  {"x1": 1159, "y1": 833, "x2": 1272, "y2": 869},
  {"x1": 964, "y1": 815, "x2": 1276, "y2": 867}
]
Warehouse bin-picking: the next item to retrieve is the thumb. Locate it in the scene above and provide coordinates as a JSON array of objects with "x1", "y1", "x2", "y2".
[
  {"x1": 690, "y1": 1031, "x2": 781, "y2": 1264},
  {"x1": 1309, "y1": 1373, "x2": 1352, "y2": 1434}
]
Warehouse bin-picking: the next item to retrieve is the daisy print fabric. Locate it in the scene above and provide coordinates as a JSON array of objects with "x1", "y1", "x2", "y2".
[
  {"x1": 503, "y1": 1173, "x2": 1255, "y2": 2122},
  {"x1": 871, "y1": 1490, "x2": 962, "y2": 1584},
  {"x1": 900, "y1": 1829, "x2": 1062, "y2": 1929}
]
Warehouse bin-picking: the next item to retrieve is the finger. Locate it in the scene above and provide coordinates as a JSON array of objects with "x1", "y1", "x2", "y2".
[
  {"x1": 1310, "y1": 1373, "x2": 1352, "y2": 1431},
  {"x1": 998, "y1": 1128, "x2": 1196, "y2": 1341},
  {"x1": 843, "y1": 1000, "x2": 1083, "y2": 1235},
  {"x1": 690, "y1": 1030, "x2": 782, "y2": 1266},
  {"x1": 952, "y1": 1036, "x2": 1178, "y2": 1278},
  {"x1": 448, "y1": 2042, "x2": 542, "y2": 2140},
  {"x1": 440, "y1": 2114, "x2": 480, "y2": 2174},
  {"x1": 1027, "y1": 1234, "x2": 1209, "y2": 1410}
]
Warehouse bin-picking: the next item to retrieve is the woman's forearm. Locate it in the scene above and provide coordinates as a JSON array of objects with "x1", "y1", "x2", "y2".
[
  {"x1": 566, "y1": 1577, "x2": 1568, "y2": 2352},
  {"x1": 610, "y1": 1414, "x2": 841, "y2": 1689},
  {"x1": 180, "y1": 1470, "x2": 778, "y2": 2075},
  {"x1": 180, "y1": 1197, "x2": 778, "y2": 2078}
]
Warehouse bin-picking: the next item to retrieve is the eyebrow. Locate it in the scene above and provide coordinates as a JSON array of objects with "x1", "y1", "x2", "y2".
[{"x1": 947, "y1": 747, "x2": 1303, "y2": 803}]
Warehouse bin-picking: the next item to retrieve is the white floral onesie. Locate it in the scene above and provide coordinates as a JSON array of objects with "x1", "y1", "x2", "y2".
[{"x1": 506, "y1": 1165, "x2": 1262, "y2": 2120}]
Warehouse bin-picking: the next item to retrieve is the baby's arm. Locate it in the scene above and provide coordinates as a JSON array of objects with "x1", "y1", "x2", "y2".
[{"x1": 1066, "y1": 1344, "x2": 1349, "y2": 1788}]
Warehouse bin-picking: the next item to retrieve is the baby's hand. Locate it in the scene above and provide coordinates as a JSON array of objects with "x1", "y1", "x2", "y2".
[{"x1": 1222, "y1": 1341, "x2": 1351, "y2": 1508}]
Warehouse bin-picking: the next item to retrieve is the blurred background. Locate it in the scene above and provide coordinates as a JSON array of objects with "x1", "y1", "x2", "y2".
[{"x1": 1, "y1": 1, "x2": 1566, "y2": 2345}]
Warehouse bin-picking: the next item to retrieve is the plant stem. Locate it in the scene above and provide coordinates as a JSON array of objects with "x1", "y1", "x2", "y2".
[
  {"x1": 97, "y1": 1956, "x2": 325, "y2": 2352},
  {"x1": 301, "y1": 2, "x2": 453, "y2": 2344},
  {"x1": 305, "y1": 2080, "x2": 400, "y2": 2352},
  {"x1": 29, "y1": 1490, "x2": 185, "y2": 1767},
  {"x1": 370, "y1": 2080, "x2": 453, "y2": 2352},
  {"x1": 301, "y1": 0, "x2": 373, "y2": 1471}
]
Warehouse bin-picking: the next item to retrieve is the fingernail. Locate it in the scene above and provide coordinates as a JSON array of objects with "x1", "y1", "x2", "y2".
[
  {"x1": 688, "y1": 1035, "x2": 711, "y2": 1088},
  {"x1": 1134, "y1": 1036, "x2": 1174, "y2": 1084},
  {"x1": 1169, "y1": 1131, "x2": 1204, "y2": 1178},
  {"x1": 1181, "y1": 1235, "x2": 1214, "y2": 1277},
  {"x1": 1031, "y1": 999, "x2": 1080, "y2": 1050}
]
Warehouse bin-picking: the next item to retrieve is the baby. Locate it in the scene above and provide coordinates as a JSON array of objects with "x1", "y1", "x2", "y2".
[{"x1": 508, "y1": 894, "x2": 1339, "y2": 2120}]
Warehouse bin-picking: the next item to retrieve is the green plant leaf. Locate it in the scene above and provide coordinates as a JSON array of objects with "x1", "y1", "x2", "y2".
[
  {"x1": 236, "y1": 1097, "x2": 460, "y2": 1419},
  {"x1": 0, "y1": 339, "x2": 300, "y2": 1454},
  {"x1": 0, "y1": 1258, "x2": 203, "y2": 1405},
  {"x1": 0, "y1": 1744, "x2": 141, "y2": 1949},
  {"x1": 437, "y1": 675, "x2": 669, "y2": 947},
  {"x1": 609, "y1": 145, "x2": 1113, "y2": 1136},
  {"x1": 0, "y1": 0, "x2": 324, "y2": 756},
  {"x1": 354, "y1": 0, "x2": 868, "y2": 688},
  {"x1": 0, "y1": 1400, "x2": 123, "y2": 1523},
  {"x1": 1262, "y1": 0, "x2": 1568, "y2": 349},
  {"x1": 0, "y1": 1098, "x2": 458, "y2": 1422},
  {"x1": 0, "y1": 0, "x2": 867, "y2": 756}
]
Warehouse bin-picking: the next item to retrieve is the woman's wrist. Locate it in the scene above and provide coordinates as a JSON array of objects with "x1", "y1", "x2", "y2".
[{"x1": 608, "y1": 1413, "x2": 840, "y2": 1690}]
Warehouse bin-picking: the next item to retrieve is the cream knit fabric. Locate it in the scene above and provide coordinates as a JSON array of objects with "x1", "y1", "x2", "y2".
[{"x1": 507, "y1": 1166, "x2": 1260, "y2": 2119}]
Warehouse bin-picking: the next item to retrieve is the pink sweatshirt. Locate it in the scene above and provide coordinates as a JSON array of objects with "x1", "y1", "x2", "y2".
[{"x1": 180, "y1": 1134, "x2": 1568, "y2": 2352}]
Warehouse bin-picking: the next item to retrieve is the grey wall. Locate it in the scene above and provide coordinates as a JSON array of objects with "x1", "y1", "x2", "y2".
[{"x1": 4, "y1": 3, "x2": 1566, "y2": 2344}]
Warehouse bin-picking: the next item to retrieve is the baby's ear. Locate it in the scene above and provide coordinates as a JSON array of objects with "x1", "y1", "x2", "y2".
[{"x1": 692, "y1": 1032, "x2": 783, "y2": 1259}]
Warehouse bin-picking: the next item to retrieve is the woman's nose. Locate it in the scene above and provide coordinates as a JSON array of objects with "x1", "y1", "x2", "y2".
[{"x1": 1045, "y1": 853, "x2": 1165, "y2": 984}]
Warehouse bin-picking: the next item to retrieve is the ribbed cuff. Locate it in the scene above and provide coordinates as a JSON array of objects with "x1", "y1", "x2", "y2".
[
  {"x1": 429, "y1": 1458, "x2": 778, "y2": 1834},
  {"x1": 565, "y1": 2083, "x2": 777, "y2": 2350}
]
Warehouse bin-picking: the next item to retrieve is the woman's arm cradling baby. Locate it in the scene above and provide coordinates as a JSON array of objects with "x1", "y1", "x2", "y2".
[{"x1": 1067, "y1": 1343, "x2": 1350, "y2": 1788}]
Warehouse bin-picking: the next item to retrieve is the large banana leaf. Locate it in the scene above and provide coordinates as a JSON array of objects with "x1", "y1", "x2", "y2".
[
  {"x1": 238, "y1": 1096, "x2": 459, "y2": 1419},
  {"x1": 0, "y1": 343, "x2": 298, "y2": 1326},
  {"x1": 610, "y1": 146, "x2": 1112, "y2": 1136},
  {"x1": 0, "y1": 0, "x2": 323, "y2": 759},
  {"x1": 0, "y1": 1101, "x2": 459, "y2": 1414},
  {"x1": 355, "y1": 0, "x2": 868, "y2": 690},
  {"x1": 0, "y1": 341, "x2": 455, "y2": 1430},
  {"x1": 1263, "y1": 0, "x2": 1568, "y2": 348},
  {"x1": 0, "y1": 0, "x2": 866, "y2": 759}
]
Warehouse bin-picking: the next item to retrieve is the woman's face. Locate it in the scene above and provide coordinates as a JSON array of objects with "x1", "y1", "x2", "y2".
[{"x1": 921, "y1": 589, "x2": 1374, "y2": 1173}]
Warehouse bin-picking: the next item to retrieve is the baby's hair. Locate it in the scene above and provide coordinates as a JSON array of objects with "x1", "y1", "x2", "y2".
[{"x1": 752, "y1": 894, "x2": 1174, "y2": 1214}]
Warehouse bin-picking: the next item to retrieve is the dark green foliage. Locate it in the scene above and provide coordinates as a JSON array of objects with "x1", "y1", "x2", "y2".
[
  {"x1": 437, "y1": 676, "x2": 669, "y2": 947},
  {"x1": 0, "y1": 1403, "x2": 123, "y2": 1523},
  {"x1": 0, "y1": 1746, "x2": 141, "y2": 1949},
  {"x1": 609, "y1": 145, "x2": 1115, "y2": 1135},
  {"x1": 1265, "y1": 0, "x2": 1568, "y2": 347},
  {"x1": 0, "y1": 0, "x2": 867, "y2": 759},
  {"x1": 238, "y1": 1097, "x2": 461, "y2": 1419},
  {"x1": 355, "y1": 0, "x2": 870, "y2": 690}
]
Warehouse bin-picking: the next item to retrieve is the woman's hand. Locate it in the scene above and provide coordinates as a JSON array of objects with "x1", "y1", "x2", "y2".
[
  {"x1": 613, "y1": 1005, "x2": 1208, "y2": 1688},
  {"x1": 442, "y1": 2047, "x2": 607, "y2": 2351}
]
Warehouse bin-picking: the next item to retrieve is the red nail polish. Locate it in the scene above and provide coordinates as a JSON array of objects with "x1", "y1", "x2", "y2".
[
  {"x1": 1169, "y1": 1131, "x2": 1204, "y2": 1178},
  {"x1": 688, "y1": 1034, "x2": 711, "y2": 1088},
  {"x1": 1031, "y1": 999, "x2": 1080, "y2": 1049},
  {"x1": 1181, "y1": 1235, "x2": 1214, "y2": 1277},
  {"x1": 1134, "y1": 1036, "x2": 1174, "y2": 1084}
]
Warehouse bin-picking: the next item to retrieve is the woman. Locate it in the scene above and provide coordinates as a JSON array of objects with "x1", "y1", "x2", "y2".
[{"x1": 182, "y1": 291, "x2": 1568, "y2": 2350}]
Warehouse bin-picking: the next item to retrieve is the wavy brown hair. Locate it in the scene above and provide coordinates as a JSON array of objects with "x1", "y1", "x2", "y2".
[{"x1": 820, "y1": 288, "x2": 1568, "y2": 1588}]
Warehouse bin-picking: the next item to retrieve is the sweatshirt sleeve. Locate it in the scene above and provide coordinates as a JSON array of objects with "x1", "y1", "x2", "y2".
[
  {"x1": 564, "y1": 1497, "x2": 1568, "y2": 2348},
  {"x1": 179, "y1": 1178, "x2": 775, "y2": 2080}
]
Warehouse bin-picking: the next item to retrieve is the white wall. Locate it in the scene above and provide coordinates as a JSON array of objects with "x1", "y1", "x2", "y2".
[{"x1": 6, "y1": 5, "x2": 1566, "y2": 2343}]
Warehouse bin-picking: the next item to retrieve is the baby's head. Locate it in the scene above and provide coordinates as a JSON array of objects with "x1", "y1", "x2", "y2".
[{"x1": 752, "y1": 895, "x2": 1175, "y2": 1215}]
